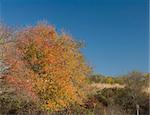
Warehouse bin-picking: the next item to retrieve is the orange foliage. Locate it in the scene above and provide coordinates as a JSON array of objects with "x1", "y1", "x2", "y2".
[{"x1": 3, "y1": 23, "x2": 91, "y2": 111}]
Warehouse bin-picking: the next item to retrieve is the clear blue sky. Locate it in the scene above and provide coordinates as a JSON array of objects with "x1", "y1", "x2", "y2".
[{"x1": 1, "y1": 0, "x2": 149, "y2": 76}]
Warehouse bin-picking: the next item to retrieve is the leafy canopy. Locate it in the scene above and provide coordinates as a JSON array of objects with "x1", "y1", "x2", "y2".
[{"x1": 3, "y1": 23, "x2": 91, "y2": 111}]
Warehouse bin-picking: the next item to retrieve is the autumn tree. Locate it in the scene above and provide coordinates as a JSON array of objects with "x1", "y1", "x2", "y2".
[{"x1": 3, "y1": 23, "x2": 91, "y2": 112}]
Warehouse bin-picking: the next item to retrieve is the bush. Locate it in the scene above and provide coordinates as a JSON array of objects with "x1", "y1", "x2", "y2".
[
  {"x1": 94, "y1": 88, "x2": 149, "y2": 115},
  {"x1": 2, "y1": 23, "x2": 91, "y2": 112}
]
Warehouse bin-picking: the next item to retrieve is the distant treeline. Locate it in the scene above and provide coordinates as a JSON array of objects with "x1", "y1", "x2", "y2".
[{"x1": 88, "y1": 71, "x2": 149, "y2": 86}]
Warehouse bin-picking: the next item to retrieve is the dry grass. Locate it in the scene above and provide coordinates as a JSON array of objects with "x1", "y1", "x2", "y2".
[{"x1": 91, "y1": 83, "x2": 125, "y2": 90}]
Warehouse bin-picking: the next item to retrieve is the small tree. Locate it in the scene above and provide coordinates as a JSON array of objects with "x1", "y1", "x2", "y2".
[
  {"x1": 3, "y1": 23, "x2": 91, "y2": 112},
  {"x1": 123, "y1": 71, "x2": 149, "y2": 114}
]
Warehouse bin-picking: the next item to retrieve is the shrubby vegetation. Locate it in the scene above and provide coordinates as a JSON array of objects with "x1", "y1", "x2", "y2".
[
  {"x1": 88, "y1": 74, "x2": 125, "y2": 84},
  {"x1": 84, "y1": 87, "x2": 149, "y2": 115},
  {"x1": 86, "y1": 71, "x2": 149, "y2": 115},
  {"x1": 89, "y1": 71, "x2": 149, "y2": 86},
  {"x1": 0, "y1": 24, "x2": 149, "y2": 115},
  {"x1": 0, "y1": 23, "x2": 91, "y2": 114}
]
